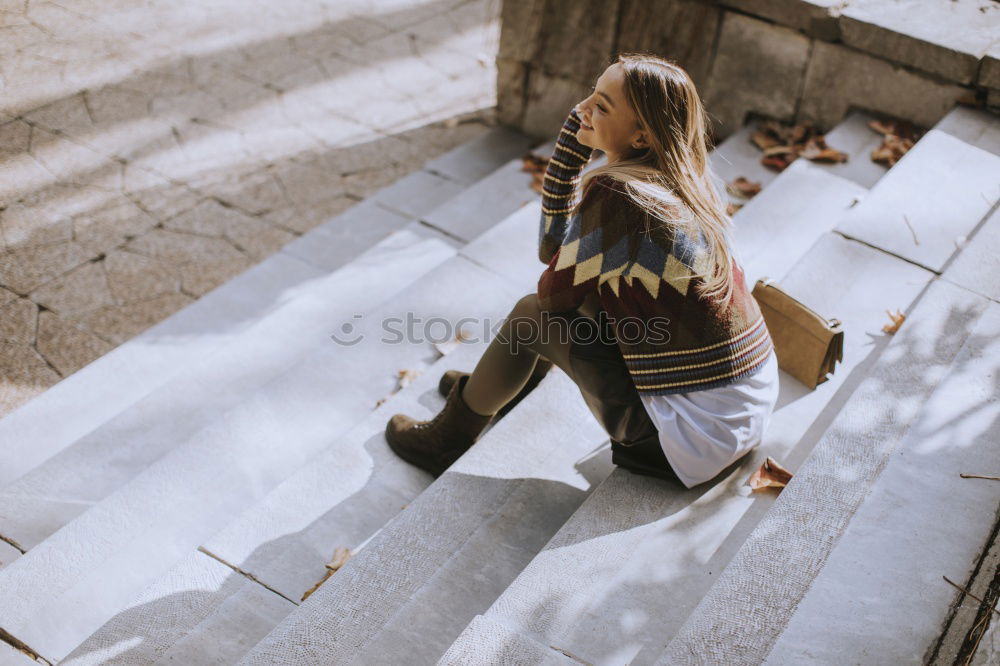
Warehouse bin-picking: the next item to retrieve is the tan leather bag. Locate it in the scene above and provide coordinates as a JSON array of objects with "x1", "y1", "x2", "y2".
[{"x1": 751, "y1": 277, "x2": 844, "y2": 389}]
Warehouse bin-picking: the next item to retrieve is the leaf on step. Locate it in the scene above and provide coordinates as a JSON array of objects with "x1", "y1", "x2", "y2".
[
  {"x1": 432, "y1": 327, "x2": 472, "y2": 356},
  {"x1": 882, "y1": 309, "x2": 906, "y2": 334},
  {"x1": 867, "y1": 118, "x2": 897, "y2": 136},
  {"x1": 761, "y1": 154, "x2": 791, "y2": 172},
  {"x1": 301, "y1": 547, "x2": 353, "y2": 601},
  {"x1": 750, "y1": 119, "x2": 847, "y2": 173},
  {"x1": 301, "y1": 570, "x2": 332, "y2": 601},
  {"x1": 757, "y1": 119, "x2": 810, "y2": 146},
  {"x1": 327, "y1": 546, "x2": 352, "y2": 572},
  {"x1": 397, "y1": 367, "x2": 422, "y2": 389},
  {"x1": 747, "y1": 456, "x2": 794, "y2": 491},
  {"x1": 867, "y1": 117, "x2": 924, "y2": 167},
  {"x1": 867, "y1": 118, "x2": 921, "y2": 140},
  {"x1": 800, "y1": 136, "x2": 847, "y2": 163},
  {"x1": 761, "y1": 144, "x2": 797, "y2": 158},
  {"x1": 726, "y1": 176, "x2": 762, "y2": 199},
  {"x1": 529, "y1": 173, "x2": 546, "y2": 195},
  {"x1": 726, "y1": 202, "x2": 744, "y2": 216},
  {"x1": 870, "y1": 135, "x2": 915, "y2": 167},
  {"x1": 374, "y1": 368, "x2": 424, "y2": 407},
  {"x1": 750, "y1": 130, "x2": 781, "y2": 151},
  {"x1": 522, "y1": 154, "x2": 549, "y2": 194},
  {"x1": 523, "y1": 153, "x2": 549, "y2": 172}
]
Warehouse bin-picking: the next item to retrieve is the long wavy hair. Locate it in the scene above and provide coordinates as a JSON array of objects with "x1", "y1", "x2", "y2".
[{"x1": 575, "y1": 53, "x2": 736, "y2": 303}]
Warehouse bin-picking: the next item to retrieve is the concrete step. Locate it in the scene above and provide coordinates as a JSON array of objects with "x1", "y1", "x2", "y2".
[
  {"x1": 761, "y1": 292, "x2": 1000, "y2": 663},
  {"x1": 933, "y1": 104, "x2": 1000, "y2": 157},
  {"x1": 62, "y1": 335, "x2": 503, "y2": 663},
  {"x1": 0, "y1": 128, "x2": 543, "y2": 552},
  {"x1": 423, "y1": 145, "x2": 541, "y2": 243},
  {"x1": 835, "y1": 127, "x2": 1000, "y2": 273},
  {"x1": 441, "y1": 227, "x2": 935, "y2": 664},
  {"x1": 0, "y1": 540, "x2": 21, "y2": 574},
  {"x1": 709, "y1": 122, "x2": 783, "y2": 208},
  {"x1": 438, "y1": 615, "x2": 582, "y2": 666},
  {"x1": 0, "y1": 248, "x2": 322, "y2": 486},
  {"x1": 61, "y1": 551, "x2": 295, "y2": 666},
  {"x1": 58, "y1": 197, "x2": 562, "y2": 662},
  {"x1": 729, "y1": 157, "x2": 866, "y2": 288},
  {"x1": 424, "y1": 127, "x2": 538, "y2": 187},
  {"x1": 709, "y1": 109, "x2": 885, "y2": 208},
  {"x1": 942, "y1": 198, "x2": 1000, "y2": 303},
  {"x1": 658, "y1": 275, "x2": 998, "y2": 665},
  {"x1": 818, "y1": 108, "x2": 894, "y2": 189},
  {"x1": 61, "y1": 337, "x2": 496, "y2": 664},
  {"x1": 424, "y1": 157, "x2": 539, "y2": 242},
  {"x1": 0, "y1": 224, "x2": 456, "y2": 551},
  {"x1": 0, "y1": 255, "x2": 523, "y2": 663},
  {"x1": 239, "y1": 370, "x2": 613, "y2": 665},
  {"x1": 0, "y1": 126, "x2": 527, "y2": 486},
  {"x1": 460, "y1": 201, "x2": 544, "y2": 293}
]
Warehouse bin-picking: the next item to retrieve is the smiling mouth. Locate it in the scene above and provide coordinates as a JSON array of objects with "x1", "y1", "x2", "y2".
[{"x1": 580, "y1": 121, "x2": 594, "y2": 130}]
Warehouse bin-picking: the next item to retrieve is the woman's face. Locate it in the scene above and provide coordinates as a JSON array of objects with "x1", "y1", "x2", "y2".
[{"x1": 575, "y1": 63, "x2": 647, "y2": 164}]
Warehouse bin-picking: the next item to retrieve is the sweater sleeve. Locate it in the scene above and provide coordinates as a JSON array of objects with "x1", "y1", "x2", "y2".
[{"x1": 538, "y1": 107, "x2": 595, "y2": 265}]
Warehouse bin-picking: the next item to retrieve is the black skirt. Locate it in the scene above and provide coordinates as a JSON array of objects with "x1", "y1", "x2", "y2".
[{"x1": 551, "y1": 308, "x2": 683, "y2": 485}]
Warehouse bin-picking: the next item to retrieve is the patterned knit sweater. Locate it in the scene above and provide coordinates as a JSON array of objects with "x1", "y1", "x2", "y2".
[{"x1": 536, "y1": 108, "x2": 774, "y2": 396}]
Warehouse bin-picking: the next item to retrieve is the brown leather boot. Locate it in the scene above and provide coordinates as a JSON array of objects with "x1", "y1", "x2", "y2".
[
  {"x1": 437, "y1": 358, "x2": 553, "y2": 422},
  {"x1": 385, "y1": 374, "x2": 495, "y2": 477}
]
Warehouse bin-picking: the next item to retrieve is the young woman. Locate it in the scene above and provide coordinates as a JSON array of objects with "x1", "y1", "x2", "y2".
[{"x1": 385, "y1": 53, "x2": 780, "y2": 489}]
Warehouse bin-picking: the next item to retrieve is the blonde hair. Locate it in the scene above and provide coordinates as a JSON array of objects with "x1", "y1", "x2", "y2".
[{"x1": 575, "y1": 53, "x2": 736, "y2": 303}]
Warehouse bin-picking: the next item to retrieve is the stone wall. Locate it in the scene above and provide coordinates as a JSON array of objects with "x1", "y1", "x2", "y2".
[{"x1": 498, "y1": 0, "x2": 1000, "y2": 143}]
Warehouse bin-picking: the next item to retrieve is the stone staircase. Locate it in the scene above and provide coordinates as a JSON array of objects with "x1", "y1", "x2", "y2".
[{"x1": 1, "y1": 106, "x2": 998, "y2": 665}]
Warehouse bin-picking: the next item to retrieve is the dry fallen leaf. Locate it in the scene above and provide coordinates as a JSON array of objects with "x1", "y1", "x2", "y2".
[
  {"x1": 522, "y1": 154, "x2": 549, "y2": 194},
  {"x1": 396, "y1": 368, "x2": 422, "y2": 389},
  {"x1": 374, "y1": 368, "x2": 424, "y2": 407},
  {"x1": 750, "y1": 130, "x2": 781, "y2": 151},
  {"x1": 747, "y1": 456, "x2": 794, "y2": 491},
  {"x1": 327, "y1": 546, "x2": 351, "y2": 571},
  {"x1": 761, "y1": 154, "x2": 792, "y2": 172},
  {"x1": 522, "y1": 154, "x2": 548, "y2": 175},
  {"x1": 726, "y1": 176, "x2": 762, "y2": 199},
  {"x1": 761, "y1": 144, "x2": 797, "y2": 158},
  {"x1": 871, "y1": 135, "x2": 915, "y2": 167},
  {"x1": 751, "y1": 120, "x2": 846, "y2": 173},
  {"x1": 882, "y1": 309, "x2": 906, "y2": 334},
  {"x1": 302, "y1": 547, "x2": 354, "y2": 601},
  {"x1": 867, "y1": 118, "x2": 924, "y2": 167},
  {"x1": 800, "y1": 136, "x2": 847, "y2": 163}
]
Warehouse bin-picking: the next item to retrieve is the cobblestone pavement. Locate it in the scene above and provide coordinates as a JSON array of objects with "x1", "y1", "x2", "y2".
[{"x1": 0, "y1": 0, "x2": 501, "y2": 417}]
